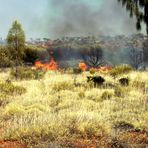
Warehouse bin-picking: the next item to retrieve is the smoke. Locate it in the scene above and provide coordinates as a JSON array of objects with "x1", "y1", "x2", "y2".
[{"x1": 44, "y1": 0, "x2": 143, "y2": 38}]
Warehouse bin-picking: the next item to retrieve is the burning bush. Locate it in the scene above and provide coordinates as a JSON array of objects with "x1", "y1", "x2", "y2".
[
  {"x1": 79, "y1": 62, "x2": 88, "y2": 71},
  {"x1": 35, "y1": 58, "x2": 58, "y2": 71}
]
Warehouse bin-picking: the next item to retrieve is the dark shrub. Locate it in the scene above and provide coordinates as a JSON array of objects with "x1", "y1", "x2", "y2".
[
  {"x1": 23, "y1": 46, "x2": 39, "y2": 64},
  {"x1": 110, "y1": 137, "x2": 125, "y2": 148},
  {"x1": 73, "y1": 67, "x2": 82, "y2": 74},
  {"x1": 113, "y1": 121, "x2": 135, "y2": 132},
  {"x1": 87, "y1": 76, "x2": 105, "y2": 87},
  {"x1": 119, "y1": 78, "x2": 129, "y2": 86}
]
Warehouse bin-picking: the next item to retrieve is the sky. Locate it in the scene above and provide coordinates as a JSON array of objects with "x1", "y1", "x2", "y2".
[{"x1": 0, "y1": 0, "x2": 145, "y2": 39}]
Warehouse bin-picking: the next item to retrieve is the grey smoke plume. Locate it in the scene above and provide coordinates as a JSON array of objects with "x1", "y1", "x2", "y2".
[{"x1": 45, "y1": 0, "x2": 144, "y2": 38}]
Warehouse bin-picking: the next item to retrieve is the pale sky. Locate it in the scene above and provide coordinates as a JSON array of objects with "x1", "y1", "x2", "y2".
[{"x1": 0, "y1": 0, "x2": 145, "y2": 39}]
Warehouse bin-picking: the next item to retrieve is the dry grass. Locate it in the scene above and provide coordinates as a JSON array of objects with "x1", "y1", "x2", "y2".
[{"x1": 0, "y1": 70, "x2": 148, "y2": 147}]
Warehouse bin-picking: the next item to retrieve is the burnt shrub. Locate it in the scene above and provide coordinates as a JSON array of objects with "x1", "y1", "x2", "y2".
[
  {"x1": 119, "y1": 78, "x2": 129, "y2": 86},
  {"x1": 87, "y1": 76, "x2": 105, "y2": 87},
  {"x1": 10, "y1": 67, "x2": 45, "y2": 80}
]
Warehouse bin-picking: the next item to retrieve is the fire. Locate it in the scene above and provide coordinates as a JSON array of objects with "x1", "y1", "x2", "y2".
[
  {"x1": 79, "y1": 62, "x2": 88, "y2": 71},
  {"x1": 35, "y1": 58, "x2": 58, "y2": 71},
  {"x1": 35, "y1": 61, "x2": 44, "y2": 69}
]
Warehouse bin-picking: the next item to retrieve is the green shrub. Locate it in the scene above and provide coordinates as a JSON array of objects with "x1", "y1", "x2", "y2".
[
  {"x1": 10, "y1": 67, "x2": 45, "y2": 80},
  {"x1": 0, "y1": 82, "x2": 26, "y2": 96},
  {"x1": 110, "y1": 65, "x2": 132, "y2": 78},
  {"x1": 0, "y1": 46, "x2": 13, "y2": 68}
]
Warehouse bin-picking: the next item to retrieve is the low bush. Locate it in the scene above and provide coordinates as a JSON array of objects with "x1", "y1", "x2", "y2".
[
  {"x1": 73, "y1": 68, "x2": 83, "y2": 74},
  {"x1": 10, "y1": 67, "x2": 45, "y2": 80},
  {"x1": 113, "y1": 121, "x2": 135, "y2": 132},
  {"x1": 89, "y1": 68, "x2": 96, "y2": 75},
  {"x1": 110, "y1": 65, "x2": 132, "y2": 78},
  {"x1": 0, "y1": 46, "x2": 13, "y2": 68},
  {"x1": 52, "y1": 81, "x2": 74, "y2": 92},
  {"x1": 119, "y1": 77, "x2": 129, "y2": 86},
  {"x1": 132, "y1": 80, "x2": 146, "y2": 90},
  {"x1": 114, "y1": 86, "x2": 128, "y2": 97},
  {"x1": 101, "y1": 90, "x2": 114, "y2": 100},
  {"x1": 0, "y1": 82, "x2": 26, "y2": 96}
]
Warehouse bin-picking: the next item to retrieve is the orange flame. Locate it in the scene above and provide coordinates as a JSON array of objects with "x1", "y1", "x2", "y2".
[
  {"x1": 35, "y1": 61, "x2": 44, "y2": 69},
  {"x1": 35, "y1": 58, "x2": 58, "y2": 71},
  {"x1": 79, "y1": 62, "x2": 88, "y2": 71}
]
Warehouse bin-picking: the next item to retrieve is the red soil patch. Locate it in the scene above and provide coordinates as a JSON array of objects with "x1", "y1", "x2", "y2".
[
  {"x1": 0, "y1": 141, "x2": 26, "y2": 148},
  {"x1": 119, "y1": 131, "x2": 148, "y2": 145},
  {"x1": 60, "y1": 135, "x2": 110, "y2": 148}
]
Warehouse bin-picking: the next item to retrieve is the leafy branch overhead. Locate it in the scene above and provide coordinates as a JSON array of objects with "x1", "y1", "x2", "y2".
[{"x1": 118, "y1": 0, "x2": 148, "y2": 34}]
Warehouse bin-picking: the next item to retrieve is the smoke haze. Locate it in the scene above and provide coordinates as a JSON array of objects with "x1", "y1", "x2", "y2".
[{"x1": 45, "y1": 0, "x2": 145, "y2": 38}]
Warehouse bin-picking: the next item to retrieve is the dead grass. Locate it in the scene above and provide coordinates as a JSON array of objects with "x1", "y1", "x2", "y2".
[{"x1": 0, "y1": 69, "x2": 148, "y2": 147}]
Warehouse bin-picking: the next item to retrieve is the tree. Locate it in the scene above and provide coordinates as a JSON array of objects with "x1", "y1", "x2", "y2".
[
  {"x1": 118, "y1": 0, "x2": 148, "y2": 34},
  {"x1": 143, "y1": 38, "x2": 148, "y2": 64},
  {"x1": 130, "y1": 48, "x2": 143, "y2": 69},
  {"x1": 80, "y1": 45, "x2": 103, "y2": 67},
  {"x1": 6, "y1": 20, "x2": 25, "y2": 78},
  {"x1": 128, "y1": 40, "x2": 143, "y2": 69}
]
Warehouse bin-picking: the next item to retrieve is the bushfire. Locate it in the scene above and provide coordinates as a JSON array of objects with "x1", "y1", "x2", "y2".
[
  {"x1": 79, "y1": 62, "x2": 88, "y2": 71},
  {"x1": 79, "y1": 62, "x2": 112, "y2": 72},
  {"x1": 35, "y1": 58, "x2": 58, "y2": 71}
]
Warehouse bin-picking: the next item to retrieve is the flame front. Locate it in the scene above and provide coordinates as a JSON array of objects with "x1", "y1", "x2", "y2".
[
  {"x1": 79, "y1": 62, "x2": 88, "y2": 71},
  {"x1": 35, "y1": 58, "x2": 58, "y2": 71}
]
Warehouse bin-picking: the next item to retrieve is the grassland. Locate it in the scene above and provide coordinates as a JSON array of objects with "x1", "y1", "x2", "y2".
[{"x1": 0, "y1": 69, "x2": 148, "y2": 147}]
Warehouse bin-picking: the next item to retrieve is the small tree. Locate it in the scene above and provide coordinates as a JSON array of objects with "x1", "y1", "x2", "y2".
[
  {"x1": 81, "y1": 45, "x2": 103, "y2": 67},
  {"x1": 130, "y1": 48, "x2": 143, "y2": 70},
  {"x1": 6, "y1": 20, "x2": 25, "y2": 78},
  {"x1": 127, "y1": 40, "x2": 143, "y2": 70}
]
